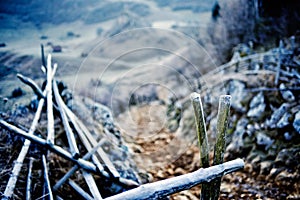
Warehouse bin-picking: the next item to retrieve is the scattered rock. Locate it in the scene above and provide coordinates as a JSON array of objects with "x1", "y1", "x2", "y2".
[
  {"x1": 275, "y1": 147, "x2": 300, "y2": 168},
  {"x1": 0, "y1": 43, "x2": 6, "y2": 47},
  {"x1": 259, "y1": 161, "x2": 272, "y2": 175},
  {"x1": 256, "y1": 132, "x2": 273, "y2": 151},
  {"x1": 293, "y1": 111, "x2": 300, "y2": 133},
  {"x1": 226, "y1": 118, "x2": 249, "y2": 157},
  {"x1": 40, "y1": 35, "x2": 48, "y2": 40},
  {"x1": 52, "y1": 45, "x2": 62, "y2": 53},
  {"x1": 267, "y1": 103, "x2": 290, "y2": 128},
  {"x1": 227, "y1": 80, "x2": 248, "y2": 112},
  {"x1": 279, "y1": 83, "x2": 295, "y2": 102},
  {"x1": 11, "y1": 87, "x2": 24, "y2": 98},
  {"x1": 277, "y1": 112, "x2": 291, "y2": 129},
  {"x1": 247, "y1": 92, "x2": 266, "y2": 119}
]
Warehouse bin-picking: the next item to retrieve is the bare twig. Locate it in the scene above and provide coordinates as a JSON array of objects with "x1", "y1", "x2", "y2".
[
  {"x1": 62, "y1": 103, "x2": 140, "y2": 187},
  {"x1": 105, "y1": 158, "x2": 244, "y2": 200},
  {"x1": 42, "y1": 155, "x2": 54, "y2": 200},
  {"x1": 81, "y1": 170, "x2": 102, "y2": 199},
  {"x1": 26, "y1": 157, "x2": 34, "y2": 200},
  {"x1": 68, "y1": 180, "x2": 94, "y2": 200},
  {"x1": 41, "y1": 44, "x2": 46, "y2": 69},
  {"x1": 0, "y1": 120, "x2": 97, "y2": 172},
  {"x1": 210, "y1": 95, "x2": 231, "y2": 200},
  {"x1": 17, "y1": 74, "x2": 45, "y2": 99},
  {"x1": 53, "y1": 80, "x2": 80, "y2": 158},
  {"x1": 53, "y1": 139, "x2": 106, "y2": 191},
  {"x1": 61, "y1": 103, "x2": 120, "y2": 179}
]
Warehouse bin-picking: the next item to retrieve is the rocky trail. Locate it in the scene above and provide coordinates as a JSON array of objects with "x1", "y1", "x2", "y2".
[{"x1": 0, "y1": 37, "x2": 300, "y2": 199}]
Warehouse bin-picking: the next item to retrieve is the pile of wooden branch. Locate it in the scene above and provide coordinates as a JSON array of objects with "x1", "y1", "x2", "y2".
[{"x1": 0, "y1": 54, "x2": 244, "y2": 199}]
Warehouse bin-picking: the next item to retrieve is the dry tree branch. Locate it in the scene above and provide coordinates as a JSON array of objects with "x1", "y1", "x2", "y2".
[
  {"x1": 68, "y1": 179, "x2": 94, "y2": 200},
  {"x1": 17, "y1": 74, "x2": 45, "y2": 99},
  {"x1": 42, "y1": 155, "x2": 54, "y2": 200},
  {"x1": 0, "y1": 120, "x2": 97, "y2": 172},
  {"x1": 81, "y1": 170, "x2": 102, "y2": 199},
  {"x1": 61, "y1": 102, "x2": 120, "y2": 179},
  {"x1": 53, "y1": 80, "x2": 80, "y2": 158},
  {"x1": 26, "y1": 157, "x2": 34, "y2": 200}
]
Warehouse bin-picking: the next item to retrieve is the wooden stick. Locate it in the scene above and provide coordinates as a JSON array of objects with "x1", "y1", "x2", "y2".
[
  {"x1": 81, "y1": 170, "x2": 102, "y2": 199},
  {"x1": 61, "y1": 102, "x2": 120, "y2": 178},
  {"x1": 105, "y1": 158, "x2": 244, "y2": 200},
  {"x1": 42, "y1": 155, "x2": 54, "y2": 200},
  {"x1": 210, "y1": 95, "x2": 231, "y2": 200},
  {"x1": 190, "y1": 92, "x2": 210, "y2": 200},
  {"x1": 46, "y1": 54, "x2": 55, "y2": 144},
  {"x1": 68, "y1": 179, "x2": 94, "y2": 200},
  {"x1": 41, "y1": 44, "x2": 46, "y2": 69},
  {"x1": 53, "y1": 80, "x2": 80, "y2": 158},
  {"x1": 26, "y1": 157, "x2": 34, "y2": 200},
  {"x1": 62, "y1": 103, "x2": 139, "y2": 188},
  {"x1": 190, "y1": 92, "x2": 209, "y2": 166},
  {"x1": 53, "y1": 139, "x2": 106, "y2": 191},
  {"x1": 2, "y1": 89, "x2": 46, "y2": 199},
  {"x1": 0, "y1": 120, "x2": 97, "y2": 172},
  {"x1": 17, "y1": 74, "x2": 45, "y2": 99}
]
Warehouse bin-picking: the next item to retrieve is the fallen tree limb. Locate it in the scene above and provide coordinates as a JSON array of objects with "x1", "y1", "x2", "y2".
[
  {"x1": 53, "y1": 139, "x2": 106, "y2": 191},
  {"x1": 26, "y1": 157, "x2": 34, "y2": 200},
  {"x1": 0, "y1": 120, "x2": 97, "y2": 173},
  {"x1": 42, "y1": 155, "x2": 54, "y2": 200},
  {"x1": 68, "y1": 179, "x2": 94, "y2": 200},
  {"x1": 53, "y1": 80, "x2": 79, "y2": 158},
  {"x1": 17, "y1": 74, "x2": 45, "y2": 99},
  {"x1": 61, "y1": 102, "x2": 120, "y2": 178},
  {"x1": 105, "y1": 158, "x2": 244, "y2": 200}
]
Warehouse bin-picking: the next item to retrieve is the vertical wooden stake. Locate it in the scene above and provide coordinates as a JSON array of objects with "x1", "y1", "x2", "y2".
[
  {"x1": 190, "y1": 92, "x2": 210, "y2": 200},
  {"x1": 210, "y1": 95, "x2": 231, "y2": 200}
]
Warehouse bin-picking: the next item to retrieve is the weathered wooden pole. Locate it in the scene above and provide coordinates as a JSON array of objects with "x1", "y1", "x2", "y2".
[
  {"x1": 210, "y1": 95, "x2": 232, "y2": 200},
  {"x1": 190, "y1": 92, "x2": 210, "y2": 200},
  {"x1": 105, "y1": 159, "x2": 244, "y2": 200}
]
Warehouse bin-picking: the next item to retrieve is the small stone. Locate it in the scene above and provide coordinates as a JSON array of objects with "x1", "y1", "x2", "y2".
[
  {"x1": 256, "y1": 132, "x2": 273, "y2": 151},
  {"x1": 52, "y1": 45, "x2": 62, "y2": 53},
  {"x1": 284, "y1": 132, "x2": 292, "y2": 141},
  {"x1": 267, "y1": 103, "x2": 290, "y2": 128},
  {"x1": 11, "y1": 87, "x2": 24, "y2": 98},
  {"x1": 293, "y1": 111, "x2": 300, "y2": 134},
  {"x1": 275, "y1": 170, "x2": 292, "y2": 182},
  {"x1": 259, "y1": 161, "x2": 273, "y2": 175},
  {"x1": 174, "y1": 167, "x2": 185, "y2": 175},
  {"x1": 156, "y1": 170, "x2": 165, "y2": 179},
  {"x1": 280, "y1": 83, "x2": 295, "y2": 102},
  {"x1": 227, "y1": 80, "x2": 248, "y2": 112},
  {"x1": 247, "y1": 92, "x2": 266, "y2": 119},
  {"x1": 40, "y1": 35, "x2": 48, "y2": 40},
  {"x1": 277, "y1": 112, "x2": 291, "y2": 129},
  {"x1": 0, "y1": 42, "x2": 6, "y2": 47}
]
